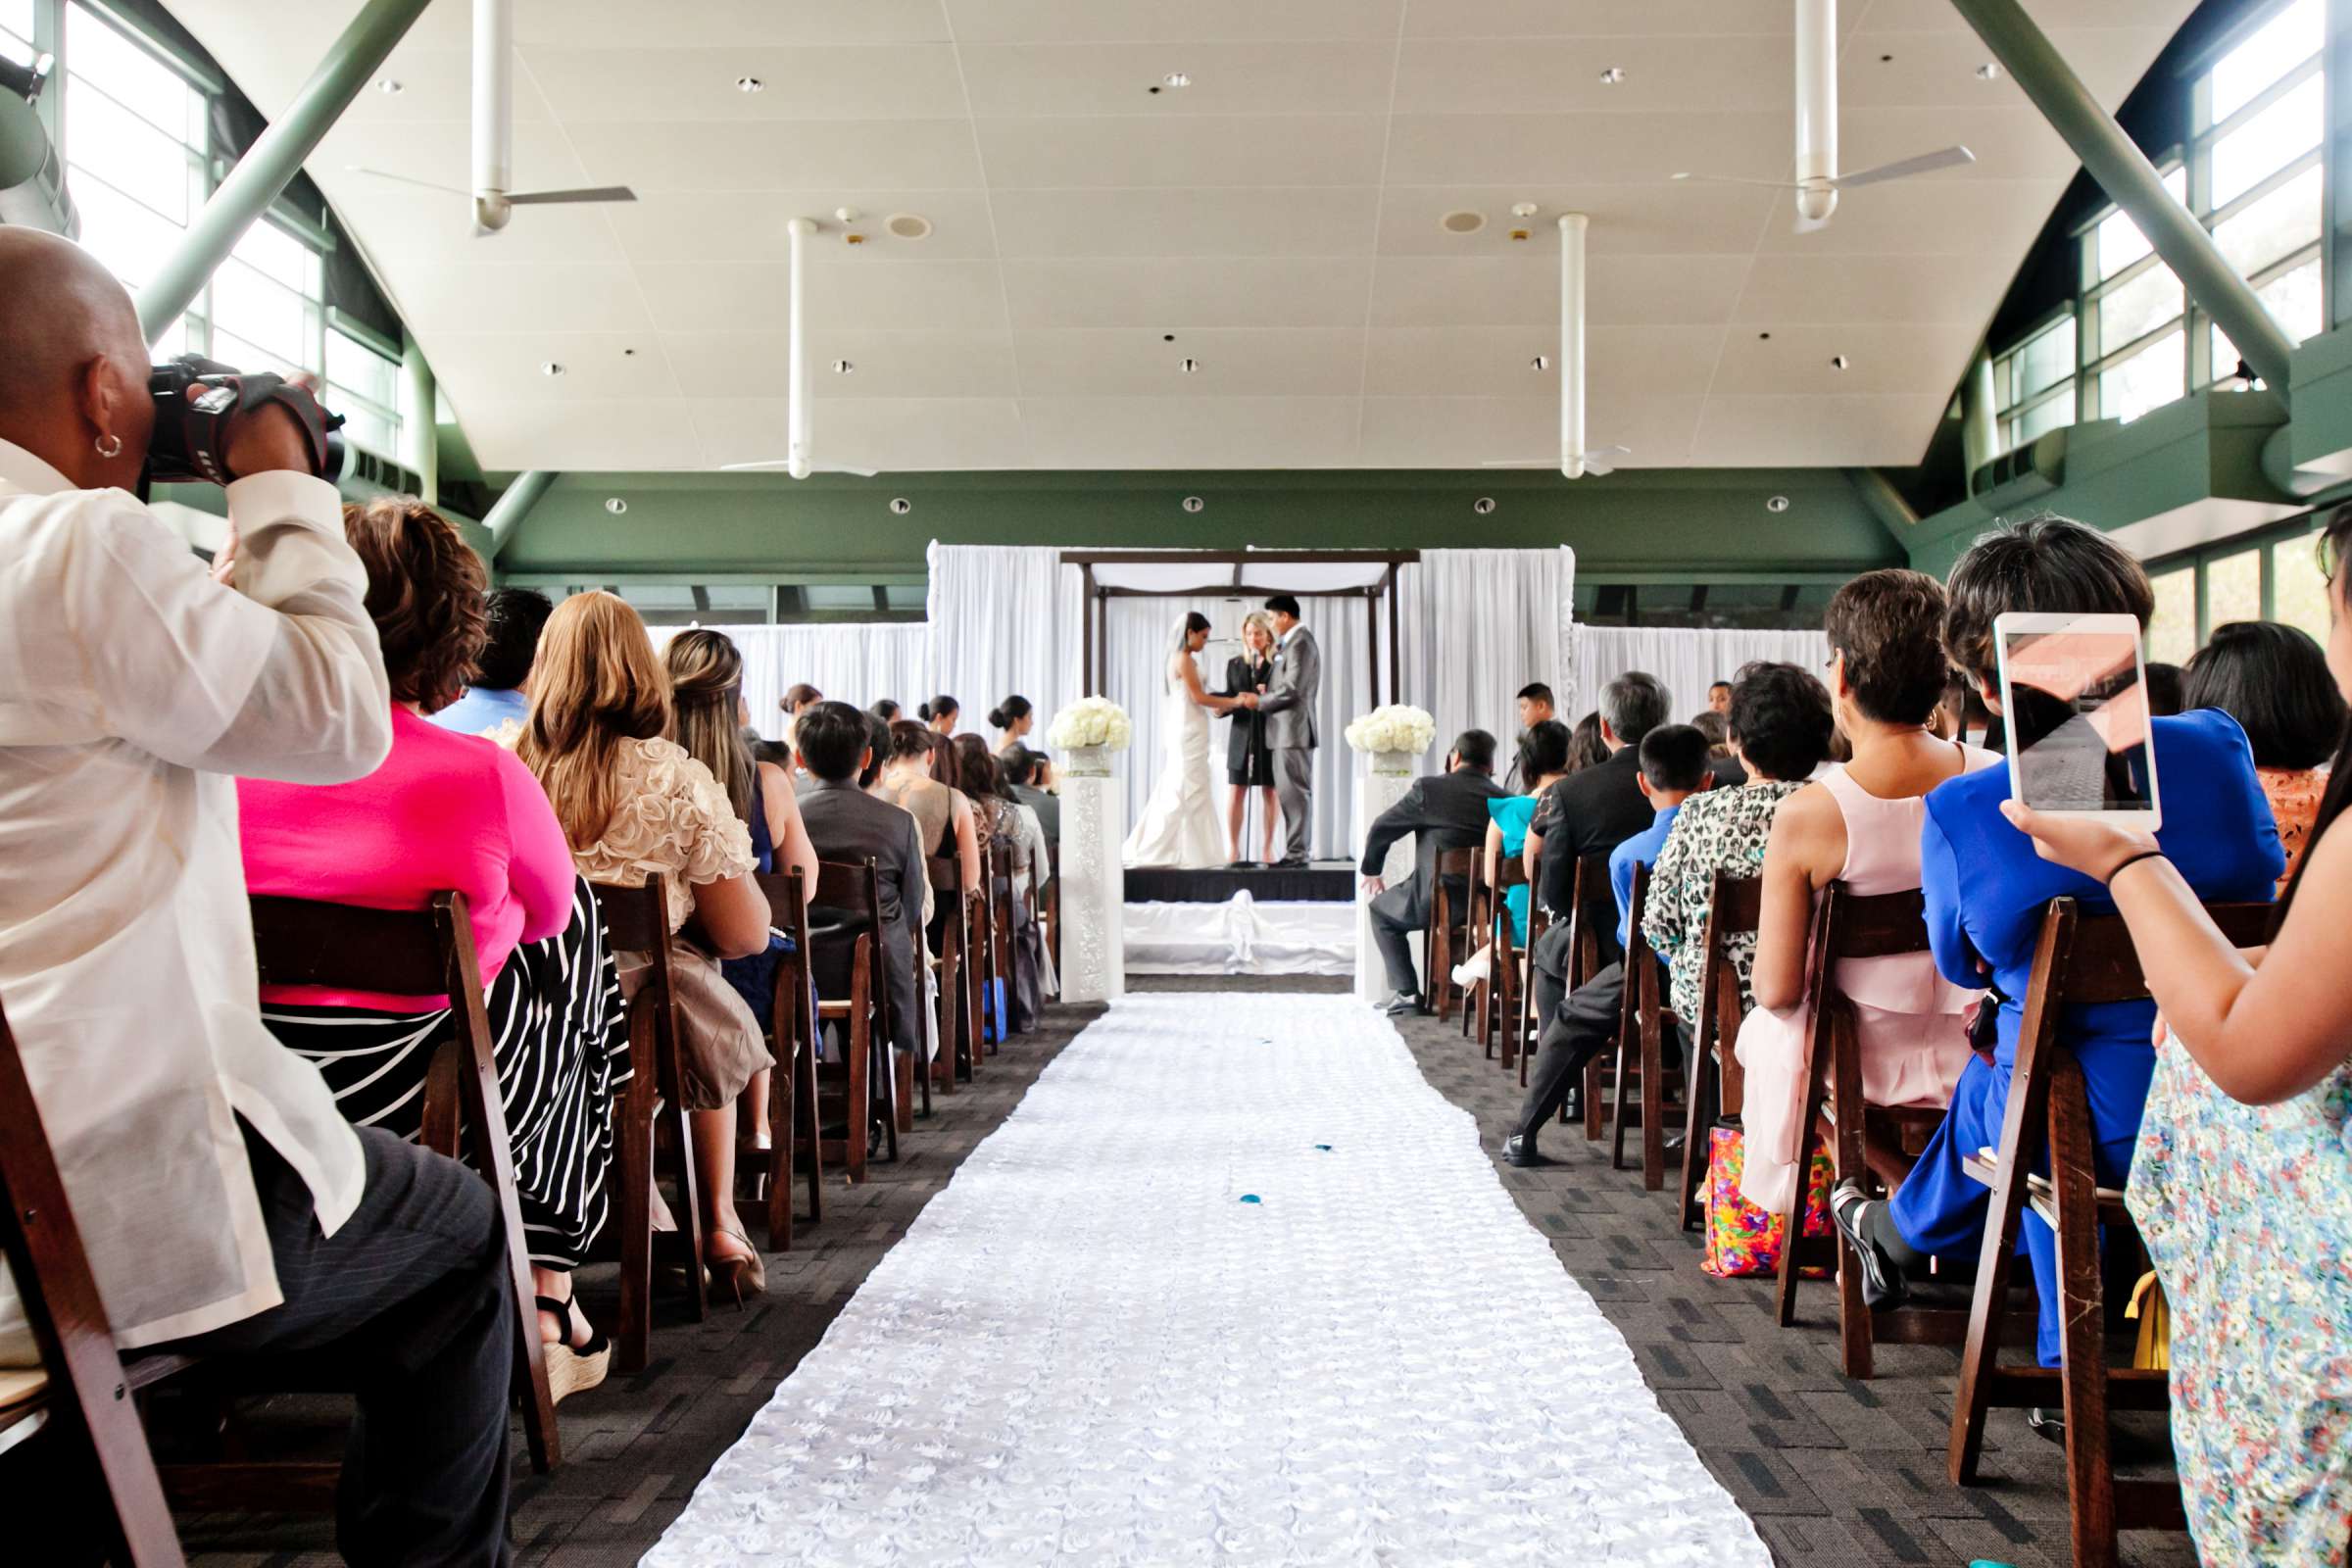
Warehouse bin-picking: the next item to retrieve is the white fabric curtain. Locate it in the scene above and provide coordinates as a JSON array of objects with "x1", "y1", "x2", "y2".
[
  {"x1": 1396, "y1": 547, "x2": 1574, "y2": 772},
  {"x1": 1566, "y1": 625, "x2": 1834, "y2": 726},
  {"x1": 650, "y1": 622, "x2": 931, "y2": 738},
  {"x1": 925, "y1": 543, "x2": 1089, "y2": 747}
]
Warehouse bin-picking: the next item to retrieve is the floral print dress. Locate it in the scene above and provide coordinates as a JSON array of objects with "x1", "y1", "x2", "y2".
[
  {"x1": 1642, "y1": 779, "x2": 1806, "y2": 1025},
  {"x1": 2128, "y1": 1035, "x2": 2352, "y2": 1565}
]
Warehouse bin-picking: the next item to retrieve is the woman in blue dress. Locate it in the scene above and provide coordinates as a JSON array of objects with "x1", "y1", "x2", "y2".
[{"x1": 1452, "y1": 720, "x2": 1571, "y2": 990}]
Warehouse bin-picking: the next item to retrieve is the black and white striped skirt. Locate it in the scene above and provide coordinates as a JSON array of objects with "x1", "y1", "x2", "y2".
[{"x1": 261, "y1": 875, "x2": 630, "y2": 1268}]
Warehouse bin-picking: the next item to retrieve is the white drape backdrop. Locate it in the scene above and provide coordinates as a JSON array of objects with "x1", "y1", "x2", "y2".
[
  {"x1": 923, "y1": 543, "x2": 1088, "y2": 745},
  {"x1": 1566, "y1": 625, "x2": 1834, "y2": 726},
  {"x1": 651, "y1": 622, "x2": 931, "y2": 735},
  {"x1": 1397, "y1": 548, "x2": 1577, "y2": 772}
]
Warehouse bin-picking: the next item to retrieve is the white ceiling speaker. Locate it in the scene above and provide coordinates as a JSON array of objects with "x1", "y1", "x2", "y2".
[
  {"x1": 717, "y1": 219, "x2": 881, "y2": 479},
  {"x1": 351, "y1": 0, "x2": 636, "y2": 232},
  {"x1": 885, "y1": 213, "x2": 932, "y2": 240},
  {"x1": 1440, "y1": 209, "x2": 1486, "y2": 234},
  {"x1": 1482, "y1": 215, "x2": 1631, "y2": 480},
  {"x1": 1671, "y1": 0, "x2": 1974, "y2": 234},
  {"x1": 604, "y1": 497, "x2": 627, "y2": 514}
]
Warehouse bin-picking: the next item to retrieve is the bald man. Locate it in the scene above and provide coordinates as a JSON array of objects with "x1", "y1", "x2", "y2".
[{"x1": 0, "y1": 230, "x2": 514, "y2": 1566}]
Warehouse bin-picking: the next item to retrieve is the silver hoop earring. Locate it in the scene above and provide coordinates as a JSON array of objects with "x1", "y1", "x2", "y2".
[{"x1": 93, "y1": 433, "x2": 122, "y2": 459}]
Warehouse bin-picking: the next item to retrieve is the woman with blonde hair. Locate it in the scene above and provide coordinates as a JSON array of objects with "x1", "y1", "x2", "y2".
[
  {"x1": 518, "y1": 592, "x2": 773, "y2": 1300},
  {"x1": 1223, "y1": 610, "x2": 1279, "y2": 864}
]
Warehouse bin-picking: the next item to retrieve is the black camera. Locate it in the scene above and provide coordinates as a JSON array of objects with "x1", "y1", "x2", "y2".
[{"x1": 144, "y1": 354, "x2": 345, "y2": 490}]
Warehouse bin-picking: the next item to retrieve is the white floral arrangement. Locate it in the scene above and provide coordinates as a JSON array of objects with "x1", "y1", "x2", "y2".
[
  {"x1": 1345, "y1": 704, "x2": 1438, "y2": 757},
  {"x1": 1046, "y1": 696, "x2": 1134, "y2": 752}
]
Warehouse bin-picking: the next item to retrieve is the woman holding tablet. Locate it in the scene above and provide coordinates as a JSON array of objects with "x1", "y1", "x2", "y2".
[
  {"x1": 1999, "y1": 509, "x2": 2352, "y2": 1567},
  {"x1": 1830, "y1": 516, "x2": 2282, "y2": 1400}
]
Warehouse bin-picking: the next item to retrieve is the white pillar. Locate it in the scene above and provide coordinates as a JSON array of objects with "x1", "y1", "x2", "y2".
[
  {"x1": 1059, "y1": 765, "x2": 1127, "y2": 1004},
  {"x1": 1351, "y1": 758, "x2": 1417, "y2": 1004}
]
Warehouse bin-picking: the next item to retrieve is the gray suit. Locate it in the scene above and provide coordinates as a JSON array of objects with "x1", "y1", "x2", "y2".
[{"x1": 1257, "y1": 623, "x2": 1322, "y2": 862}]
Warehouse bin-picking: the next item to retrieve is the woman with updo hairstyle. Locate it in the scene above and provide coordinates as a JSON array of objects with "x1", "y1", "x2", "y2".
[
  {"x1": 881, "y1": 718, "x2": 981, "y2": 891},
  {"x1": 519, "y1": 592, "x2": 775, "y2": 1303},
  {"x1": 956, "y1": 733, "x2": 1058, "y2": 1026},
  {"x1": 920, "y1": 694, "x2": 960, "y2": 735},
  {"x1": 238, "y1": 500, "x2": 630, "y2": 1401},
  {"x1": 989, "y1": 694, "x2": 1034, "y2": 755}
]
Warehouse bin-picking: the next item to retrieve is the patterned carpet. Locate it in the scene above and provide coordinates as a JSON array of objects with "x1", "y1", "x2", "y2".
[{"x1": 176, "y1": 976, "x2": 2194, "y2": 1566}]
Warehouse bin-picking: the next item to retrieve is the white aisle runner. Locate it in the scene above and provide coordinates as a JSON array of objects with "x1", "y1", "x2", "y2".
[{"x1": 646, "y1": 993, "x2": 1771, "y2": 1566}]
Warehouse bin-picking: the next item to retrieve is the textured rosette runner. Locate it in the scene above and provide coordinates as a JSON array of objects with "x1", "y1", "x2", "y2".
[{"x1": 646, "y1": 991, "x2": 1771, "y2": 1566}]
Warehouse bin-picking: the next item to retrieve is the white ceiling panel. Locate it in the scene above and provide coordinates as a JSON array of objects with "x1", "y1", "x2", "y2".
[{"x1": 165, "y1": 0, "x2": 2200, "y2": 472}]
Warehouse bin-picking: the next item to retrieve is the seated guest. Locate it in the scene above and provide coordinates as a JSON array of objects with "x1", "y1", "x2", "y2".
[
  {"x1": 0, "y1": 227, "x2": 509, "y2": 1561},
  {"x1": 665, "y1": 630, "x2": 819, "y2": 1188},
  {"x1": 1736, "y1": 571, "x2": 1989, "y2": 1213},
  {"x1": 957, "y1": 734, "x2": 1058, "y2": 1025},
  {"x1": 1707, "y1": 679, "x2": 1734, "y2": 715},
  {"x1": 881, "y1": 718, "x2": 982, "y2": 892},
  {"x1": 921, "y1": 694, "x2": 960, "y2": 735},
  {"x1": 1449, "y1": 719, "x2": 1570, "y2": 988},
  {"x1": 779, "y1": 681, "x2": 822, "y2": 727},
  {"x1": 2182, "y1": 619, "x2": 2346, "y2": 891},
  {"x1": 1503, "y1": 724, "x2": 1711, "y2": 1165},
  {"x1": 517, "y1": 592, "x2": 774, "y2": 1301},
  {"x1": 1832, "y1": 516, "x2": 2281, "y2": 1392},
  {"x1": 1565, "y1": 710, "x2": 1611, "y2": 773},
  {"x1": 1528, "y1": 673, "x2": 1672, "y2": 1029},
  {"x1": 795, "y1": 702, "x2": 927, "y2": 1072},
  {"x1": 2144, "y1": 660, "x2": 2185, "y2": 717},
  {"x1": 990, "y1": 694, "x2": 1035, "y2": 756},
  {"x1": 870, "y1": 698, "x2": 902, "y2": 723},
  {"x1": 1690, "y1": 710, "x2": 1730, "y2": 755},
  {"x1": 1361, "y1": 730, "x2": 1507, "y2": 1016},
  {"x1": 242, "y1": 499, "x2": 629, "y2": 1401},
  {"x1": 1004, "y1": 744, "x2": 1060, "y2": 845},
  {"x1": 430, "y1": 584, "x2": 551, "y2": 738},
  {"x1": 2000, "y1": 506, "x2": 2352, "y2": 1563},
  {"x1": 860, "y1": 710, "x2": 895, "y2": 794},
  {"x1": 1643, "y1": 662, "x2": 1836, "y2": 1035}
]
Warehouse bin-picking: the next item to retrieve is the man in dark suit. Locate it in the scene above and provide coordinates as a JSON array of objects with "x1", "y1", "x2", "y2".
[
  {"x1": 793, "y1": 702, "x2": 926, "y2": 1061},
  {"x1": 1362, "y1": 729, "x2": 1507, "y2": 1015},
  {"x1": 1004, "y1": 746, "x2": 1059, "y2": 844}
]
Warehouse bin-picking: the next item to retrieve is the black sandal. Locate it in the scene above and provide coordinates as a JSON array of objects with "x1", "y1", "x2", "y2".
[
  {"x1": 1828, "y1": 1180, "x2": 1910, "y2": 1311},
  {"x1": 536, "y1": 1294, "x2": 612, "y2": 1404}
]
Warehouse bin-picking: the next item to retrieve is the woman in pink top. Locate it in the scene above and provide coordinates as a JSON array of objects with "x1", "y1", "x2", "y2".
[
  {"x1": 1739, "y1": 570, "x2": 1987, "y2": 1214},
  {"x1": 239, "y1": 498, "x2": 625, "y2": 1402}
]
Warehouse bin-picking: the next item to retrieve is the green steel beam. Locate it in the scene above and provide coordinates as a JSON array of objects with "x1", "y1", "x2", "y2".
[
  {"x1": 136, "y1": 0, "x2": 433, "y2": 341},
  {"x1": 482, "y1": 468, "x2": 557, "y2": 561},
  {"x1": 1948, "y1": 0, "x2": 2296, "y2": 404},
  {"x1": 401, "y1": 336, "x2": 437, "y2": 506},
  {"x1": 1845, "y1": 466, "x2": 1921, "y2": 544},
  {"x1": 1959, "y1": 348, "x2": 1999, "y2": 489}
]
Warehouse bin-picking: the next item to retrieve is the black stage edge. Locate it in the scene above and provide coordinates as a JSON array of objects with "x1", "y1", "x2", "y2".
[{"x1": 1125, "y1": 861, "x2": 1354, "y2": 904}]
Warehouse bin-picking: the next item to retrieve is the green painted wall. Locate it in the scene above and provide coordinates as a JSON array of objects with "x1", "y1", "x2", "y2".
[{"x1": 499, "y1": 466, "x2": 1904, "y2": 582}]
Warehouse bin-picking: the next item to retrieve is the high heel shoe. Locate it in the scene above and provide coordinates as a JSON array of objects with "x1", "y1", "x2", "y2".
[
  {"x1": 706, "y1": 1226, "x2": 766, "y2": 1306},
  {"x1": 536, "y1": 1293, "x2": 612, "y2": 1404}
]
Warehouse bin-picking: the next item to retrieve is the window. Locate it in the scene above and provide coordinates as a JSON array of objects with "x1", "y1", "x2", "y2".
[
  {"x1": 2205, "y1": 547, "x2": 2263, "y2": 630},
  {"x1": 2082, "y1": 167, "x2": 2188, "y2": 424},
  {"x1": 1, "y1": 0, "x2": 33, "y2": 65},
  {"x1": 2143, "y1": 514, "x2": 2336, "y2": 658},
  {"x1": 327, "y1": 326, "x2": 405, "y2": 458},
  {"x1": 2146, "y1": 566, "x2": 2197, "y2": 665},
  {"x1": 1992, "y1": 316, "x2": 2075, "y2": 453},
  {"x1": 2270, "y1": 530, "x2": 2332, "y2": 644}
]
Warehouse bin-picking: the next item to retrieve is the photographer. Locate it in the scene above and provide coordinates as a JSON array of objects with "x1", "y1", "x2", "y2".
[{"x1": 0, "y1": 229, "x2": 514, "y2": 1565}]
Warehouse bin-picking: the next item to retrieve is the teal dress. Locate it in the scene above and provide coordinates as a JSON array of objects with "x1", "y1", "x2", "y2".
[{"x1": 1488, "y1": 795, "x2": 1542, "y2": 945}]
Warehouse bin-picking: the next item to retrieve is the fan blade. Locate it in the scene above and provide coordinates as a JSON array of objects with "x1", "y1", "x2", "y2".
[
  {"x1": 1672, "y1": 171, "x2": 1802, "y2": 190},
  {"x1": 348, "y1": 166, "x2": 471, "y2": 198},
  {"x1": 1479, "y1": 460, "x2": 1555, "y2": 467},
  {"x1": 508, "y1": 185, "x2": 638, "y2": 206},
  {"x1": 824, "y1": 466, "x2": 881, "y2": 478},
  {"x1": 1831, "y1": 145, "x2": 1975, "y2": 189},
  {"x1": 718, "y1": 459, "x2": 797, "y2": 472}
]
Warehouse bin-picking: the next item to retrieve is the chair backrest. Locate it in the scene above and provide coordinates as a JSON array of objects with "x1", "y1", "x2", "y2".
[
  {"x1": 926, "y1": 855, "x2": 960, "y2": 895},
  {"x1": 1432, "y1": 847, "x2": 1477, "y2": 878},
  {"x1": 249, "y1": 892, "x2": 477, "y2": 998},
  {"x1": 1695, "y1": 871, "x2": 1762, "y2": 1054},
  {"x1": 1569, "y1": 852, "x2": 1612, "y2": 982},
  {"x1": 1496, "y1": 858, "x2": 1529, "y2": 890},
  {"x1": 811, "y1": 859, "x2": 881, "y2": 922},
  {"x1": 592, "y1": 874, "x2": 670, "y2": 954},
  {"x1": 2026, "y1": 897, "x2": 2271, "y2": 1015},
  {"x1": 0, "y1": 1001, "x2": 183, "y2": 1565}
]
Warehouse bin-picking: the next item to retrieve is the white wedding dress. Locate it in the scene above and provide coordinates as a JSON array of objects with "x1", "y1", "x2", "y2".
[{"x1": 1122, "y1": 650, "x2": 1227, "y2": 869}]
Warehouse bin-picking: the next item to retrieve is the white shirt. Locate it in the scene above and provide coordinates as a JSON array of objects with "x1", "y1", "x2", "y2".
[{"x1": 0, "y1": 440, "x2": 390, "y2": 1355}]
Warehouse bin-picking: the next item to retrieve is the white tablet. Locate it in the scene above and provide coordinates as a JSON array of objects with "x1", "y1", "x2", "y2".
[{"x1": 1992, "y1": 611, "x2": 2161, "y2": 832}]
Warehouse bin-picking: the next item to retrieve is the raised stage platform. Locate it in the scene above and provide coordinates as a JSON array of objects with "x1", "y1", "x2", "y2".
[{"x1": 1121, "y1": 860, "x2": 1354, "y2": 905}]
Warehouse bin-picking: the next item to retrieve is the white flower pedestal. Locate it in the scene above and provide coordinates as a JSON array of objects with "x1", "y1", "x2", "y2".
[
  {"x1": 1045, "y1": 701, "x2": 1132, "y2": 1005},
  {"x1": 1350, "y1": 757, "x2": 1418, "y2": 1004}
]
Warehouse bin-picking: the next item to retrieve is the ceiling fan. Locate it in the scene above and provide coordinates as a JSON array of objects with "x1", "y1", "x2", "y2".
[
  {"x1": 350, "y1": 0, "x2": 635, "y2": 233},
  {"x1": 1672, "y1": 0, "x2": 1975, "y2": 234},
  {"x1": 718, "y1": 218, "x2": 880, "y2": 479},
  {"x1": 1481, "y1": 214, "x2": 1629, "y2": 479}
]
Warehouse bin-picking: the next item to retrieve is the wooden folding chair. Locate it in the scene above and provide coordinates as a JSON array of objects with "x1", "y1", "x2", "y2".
[
  {"x1": 0, "y1": 999, "x2": 185, "y2": 1566},
  {"x1": 1561, "y1": 853, "x2": 1611, "y2": 1128},
  {"x1": 1423, "y1": 847, "x2": 1478, "y2": 1024},
  {"x1": 988, "y1": 840, "x2": 1018, "y2": 1044},
  {"x1": 1483, "y1": 858, "x2": 1532, "y2": 1064},
  {"x1": 809, "y1": 859, "x2": 892, "y2": 1183},
  {"x1": 747, "y1": 869, "x2": 822, "y2": 1251},
  {"x1": 1946, "y1": 897, "x2": 2267, "y2": 1568},
  {"x1": 1459, "y1": 846, "x2": 1488, "y2": 1042},
  {"x1": 925, "y1": 855, "x2": 970, "y2": 1095},
  {"x1": 1677, "y1": 872, "x2": 1760, "y2": 1232},
  {"x1": 592, "y1": 876, "x2": 708, "y2": 1375},
  {"x1": 1609, "y1": 864, "x2": 1685, "y2": 1191},
  {"x1": 1775, "y1": 884, "x2": 1965, "y2": 1378},
  {"x1": 1512, "y1": 899, "x2": 1550, "y2": 1080}
]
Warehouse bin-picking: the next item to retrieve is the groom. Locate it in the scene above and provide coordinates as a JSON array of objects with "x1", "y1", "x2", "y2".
[{"x1": 1237, "y1": 594, "x2": 1321, "y2": 866}]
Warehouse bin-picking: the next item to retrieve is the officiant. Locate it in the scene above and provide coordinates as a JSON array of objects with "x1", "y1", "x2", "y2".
[{"x1": 1222, "y1": 610, "x2": 1280, "y2": 866}]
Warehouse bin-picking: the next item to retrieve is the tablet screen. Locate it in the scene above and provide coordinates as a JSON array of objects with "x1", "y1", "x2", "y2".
[{"x1": 1999, "y1": 623, "x2": 2155, "y2": 813}]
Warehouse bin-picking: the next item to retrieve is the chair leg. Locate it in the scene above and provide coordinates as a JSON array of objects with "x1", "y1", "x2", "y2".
[
  {"x1": 765, "y1": 1034, "x2": 794, "y2": 1252},
  {"x1": 2048, "y1": 1058, "x2": 2121, "y2": 1568},
  {"x1": 846, "y1": 961, "x2": 871, "y2": 1186},
  {"x1": 1640, "y1": 1009, "x2": 1666, "y2": 1192},
  {"x1": 1948, "y1": 1129, "x2": 2036, "y2": 1486},
  {"x1": 655, "y1": 1011, "x2": 708, "y2": 1324},
  {"x1": 1677, "y1": 1029, "x2": 1717, "y2": 1233},
  {"x1": 796, "y1": 1007, "x2": 823, "y2": 1225},
  {"x1": 1777, "y1": 1017, "x2": 1834, "y2": 1330},
  {"x1": 1609, "y1": 1030, "x2": 1634, "y2": 1170},
  {"x1": 615, "y1": 1020, "x2": 655, "y2": 1374},
  {"x1": 1582, "y1": 1054, "x2": 1604, "y2": 1137}
]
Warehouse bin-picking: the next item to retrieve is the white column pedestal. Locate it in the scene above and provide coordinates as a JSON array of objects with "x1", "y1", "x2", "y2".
[
  {"x1": 1351, "y1": 763, "x2": 1417, "y2": 1003},
  {"x1": 1059, "y1": 769, "x2": 1127, "y2": 1004}
]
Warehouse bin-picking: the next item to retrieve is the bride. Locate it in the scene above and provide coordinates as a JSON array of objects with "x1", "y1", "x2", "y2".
[{"x1": 1123, "y1": 612, "x2": 1239, "y2": 868}]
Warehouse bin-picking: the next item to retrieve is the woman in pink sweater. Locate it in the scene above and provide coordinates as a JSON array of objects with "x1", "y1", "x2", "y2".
[{"x1": 240, "y1": 498, "x2": 626, "y2": 1402}]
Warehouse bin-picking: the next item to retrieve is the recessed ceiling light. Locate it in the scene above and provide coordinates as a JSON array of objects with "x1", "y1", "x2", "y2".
[
  {"x1": 1440, "y1": 209, "x2": 1486, "y2": 235},
  {"x1": 885, "y1": 213, "x2": 932, "y2": 240},
  {"x1": 1179, "y1": 357, "x2": 1200, "y2": 373},
  {"x1": 1530, "y1": 355, "x2": 1549, "y2": 371},
  {"x1": 1510, "y1": 201, "x2": 1539, "y2": 219},
  {"x1": 604, "y1": 497, "x2": 627, "y2": 514},
  {"x1": 1830, "y1": 354, "x2": 1850, "y2": 370},
  {"x1": 1163, "y1": 72, "x2": 1191, "y2": 87},
  {"x1": 832, "y1": 360, "x2": 854, "y2": 374},
  {"x1": 375, "y1": 77, "x2": 403, "y2": 95},
  {"x1": 1880, "y1": 53, "x2": 1894, "y2": 64},
  {"x1": 737, "y1": 75, "x2": 763, "y2": 93},
  {"x1": 541, "y1": 362, "x2": 565, "y2": 376},
  {"x1": 1976, "y1": 62, "x2": 2001, "y2": 80},
  {"x1": 1598, "y1": 67, "x2": 1626, "y2": 85},
  {"x1": 1474, "y1": 497, "x2": 1496, "y2": 514},
  {"x1": 1182, "y1": 496, "x2": 1205, "y2": 513},
  {"x1": 1758, "y1": 331, "x2": 1772, "y2": 341},
  {"x1": 1766, "y1": 495, "x2": 1791, "y2": 514}
]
